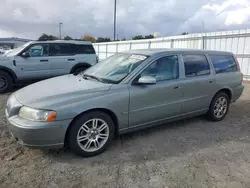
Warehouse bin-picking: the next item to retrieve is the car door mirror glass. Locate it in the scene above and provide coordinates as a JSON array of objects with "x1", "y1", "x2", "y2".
[
  {"x1": 21, "y1": 52, "x2": 30, "y2": 58},
  {"x1": 137, "y1": 76, "x2": 156, "y2": 85}
]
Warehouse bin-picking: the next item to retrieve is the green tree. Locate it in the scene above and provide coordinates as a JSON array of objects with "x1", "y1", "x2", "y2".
[
  {"x1": 96, "y1": 37, "x2": 112, "y2": 43},
  {"x1": 38, "y1": 34, "x2": 58, "y2": 41},
  {"x1": 144, "y1": 34, "x2": 154, "y2": 39},
  {"x1": 132, "y1": 35, "x2": 144, "y2": 40},
  {"x1": 80, "y1": 34, "x2": 96, "y2": 43},
  {"x1": 132, "y1": 34, "x2": 154, "y2": 40},
  {"x1": 64, "y1": 36, "x2": 73, "y2": 40}
]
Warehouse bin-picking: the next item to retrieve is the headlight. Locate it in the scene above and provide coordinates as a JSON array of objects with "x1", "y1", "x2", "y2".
[{"x1": 19, "y1": 106, "x2": 57, "y2": 122}]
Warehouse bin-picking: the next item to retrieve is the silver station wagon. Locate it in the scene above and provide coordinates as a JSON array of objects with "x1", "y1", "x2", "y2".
[{"x1": 5, "y1": 49, "x2": 244, "y2": 157}]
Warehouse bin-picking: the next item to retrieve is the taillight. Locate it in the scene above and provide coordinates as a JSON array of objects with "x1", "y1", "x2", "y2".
[
  {"x1": 234, "y1": 55, "x2": 243, "y2": 82},
  {"x1": 234, "y1": 55, "x2": 241, "y2": 71},
  {"x1": 96, "y1": 56, "x2": 99, "y2": 63}
]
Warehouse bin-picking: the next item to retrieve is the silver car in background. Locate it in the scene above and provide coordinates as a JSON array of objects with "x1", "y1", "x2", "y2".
[{"x1": 5, "y1": 49, "x2": 244, "y2": 157}]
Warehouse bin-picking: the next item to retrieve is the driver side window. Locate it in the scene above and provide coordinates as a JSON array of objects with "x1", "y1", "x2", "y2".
[
  {"x1": 140, "y1": 55, "x2": 179, "y2": 82},
  {"x1": 28, "y1": 44, "x2": 49, "y2": 57}
]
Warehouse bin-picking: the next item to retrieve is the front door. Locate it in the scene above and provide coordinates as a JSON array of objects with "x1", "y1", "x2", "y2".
[
  {"x1": 15, "y1": 43, "x2": 51, "y2": 80},
  {"x1": 128, "y1": 55, "x2": 183, "y2": 128}
]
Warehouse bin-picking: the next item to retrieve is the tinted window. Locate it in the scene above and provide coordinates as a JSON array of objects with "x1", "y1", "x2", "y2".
[
  {"x1": 141, "y1": 55, "x2": 179, "y2": 82},
  {"x1": 50, "y1": 44, "x2": 74, "y2": 56},
  {"x1": 183, "y1": 55, "x2": 210, "y2": 77},
  {"x1": 74, "y1": 44, "x2": 95, "y2": 54},
  {"x1": 209, "y1": 55, "x2": 238, "y2": 73},
  {"x1": 27, "y1": 44, "x2": 49, "y2": 57}
]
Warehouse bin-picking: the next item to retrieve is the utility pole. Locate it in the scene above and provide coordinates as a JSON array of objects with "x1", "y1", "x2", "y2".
[
  {"x1": 113, "y1": 0, "x2": 117, "y2": 41},
  {"x1": 59, "y1": 22, "x2": 62, "y2": 39},
  {"x1": 202, "y1": 21, "x2": 205, "y2": 35}
]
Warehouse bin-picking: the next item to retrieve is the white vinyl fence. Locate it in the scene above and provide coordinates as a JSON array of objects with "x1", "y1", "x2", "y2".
[{"x1": 93, "y1": 29, "x2": 250, "y2": 80}]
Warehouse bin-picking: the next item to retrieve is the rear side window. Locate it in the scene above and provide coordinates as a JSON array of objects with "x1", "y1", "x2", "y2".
[
  {"x1": 74, "y1": 44, "x2": 95, "y2": 54},
  {"x1": 50, "y1": 43, "x2": 74, "y2": 56},
  {"x1": 209, "y1": 55, "x2": 238, "y2": 73},
  {"x1": 183, "y1": 55, "x2": 210, "y2": 77}
]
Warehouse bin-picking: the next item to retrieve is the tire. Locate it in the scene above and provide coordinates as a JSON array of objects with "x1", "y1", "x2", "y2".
[
  {"x1": 73, "y1": 67, "x2": 88, "y2": 75},
  {"x1": 67, "y1": 111, "x2": 115, "y2": 157},
  {"x1": 0, "y1": 71, "x2": 13, "y2": 93},
  {"x1": 207, "y1": 92, "x2": 230, "y2": 121}
]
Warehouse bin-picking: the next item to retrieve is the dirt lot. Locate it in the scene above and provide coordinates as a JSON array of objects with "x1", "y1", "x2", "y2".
[{"x1": 0, "y1": 84, "x2": 250, "y2": 188}]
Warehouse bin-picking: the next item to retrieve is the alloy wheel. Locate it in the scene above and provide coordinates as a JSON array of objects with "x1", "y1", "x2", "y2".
[
  {"x1": 214, "y1": 96, "x2": 228, "y2": 118},
  {"x1": 77, "y1": 118, "x2": 109, "y2": 152}
]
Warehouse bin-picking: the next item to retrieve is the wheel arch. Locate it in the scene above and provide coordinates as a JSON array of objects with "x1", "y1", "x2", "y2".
[
  {"x1": 70, "y1": 63, "x2": 91, "y2": 74},
  {"x1": 0, "y1": 66, "x2": 17, "y2": 83},
  {"x1": 64, "y1": 108, "x2": 119, "y2": 145},
  {"x1": 213, "y1": 87, "x2": 232, "y2": 101}
]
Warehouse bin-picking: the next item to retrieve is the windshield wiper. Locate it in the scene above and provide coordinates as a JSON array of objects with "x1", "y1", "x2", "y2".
[{"x1": 83, "y1": 74, "x2": 103, "y2": 82}]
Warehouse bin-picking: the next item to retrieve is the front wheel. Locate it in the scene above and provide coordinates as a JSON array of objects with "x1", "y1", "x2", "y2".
[
  {"x1": 207, "y1": 92, "x2": 230, "y2": 121},
  {"x1": 67, "y1": 111, "x2": 115, "y2": 157},
  {"x1": 0, "y1": 71, "x2": 13, "y2": 93}
]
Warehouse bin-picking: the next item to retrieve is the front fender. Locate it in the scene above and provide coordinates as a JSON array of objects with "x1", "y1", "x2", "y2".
[{"x1": 55, "y1": 88, "x2": 130, "y2": 130}]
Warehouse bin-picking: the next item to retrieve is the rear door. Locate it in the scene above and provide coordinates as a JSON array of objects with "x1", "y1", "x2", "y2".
[
  {"x1": 49, "y1": 43, "x2": 76, "y2": 77},
  {"x1": 14, "y1": 43, "x2": 51, "y2": 80},
  {"x1": 181, "y1": 54, "x2": 217, "y2": 114},
  {"x1": 74, "y1": 44, "x2": 97, "y2": 66}
]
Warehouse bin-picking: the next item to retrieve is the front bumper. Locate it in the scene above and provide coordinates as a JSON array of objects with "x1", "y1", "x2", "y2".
[{"x1": 6, "y1": 114, "x2": 72, "y2": 149}]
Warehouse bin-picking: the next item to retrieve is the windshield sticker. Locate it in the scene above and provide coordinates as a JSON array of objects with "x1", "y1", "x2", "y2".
[{"x1": 130, "y1": 54, "x2": 147, "y2": 61}]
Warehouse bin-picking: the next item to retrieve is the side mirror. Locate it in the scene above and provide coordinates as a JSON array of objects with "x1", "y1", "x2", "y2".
[
  {"x1": 21, "y1": 52, "x2": 29, "y2": 58},
  {"x1": 137, "y1": 76, "x2": 156, "y2": 85}
]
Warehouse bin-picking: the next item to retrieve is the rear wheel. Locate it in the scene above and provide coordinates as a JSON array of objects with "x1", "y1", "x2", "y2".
[
  {"x1": 68, "y1": 111, "x2": 115, "y2": 157},
  {"x1": 0, "y1": 71, "x2": 13, "y2": 93},
  {"x1": 207, "y1": 92, "x2": 229, "y2": 121}
]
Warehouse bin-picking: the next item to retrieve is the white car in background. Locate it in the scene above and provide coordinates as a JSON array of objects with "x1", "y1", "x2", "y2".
[{"x1": 0, "y1": 40, "x2": 98, "y2": 92}]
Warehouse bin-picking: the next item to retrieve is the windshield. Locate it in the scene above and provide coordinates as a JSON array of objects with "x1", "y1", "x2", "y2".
[
  {"x1": 84, "y1": 53, "x2": 148, "y2": 84},
  {"x1": 5, "y1": 42, "x2": 32, "y2": 57}
]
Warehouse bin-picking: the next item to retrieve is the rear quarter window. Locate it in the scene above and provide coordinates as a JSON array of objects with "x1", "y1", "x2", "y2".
[
  {"x1": 209, "y1": 55, "x2": 238, "y2": 74},
  {"x1": 74, "y1": 44, "x2": 96, "y2": 54}
]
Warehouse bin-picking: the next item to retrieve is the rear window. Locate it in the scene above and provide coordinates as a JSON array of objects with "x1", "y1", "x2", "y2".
[
  {"x1": 209, "y1": 55, "x2": 238, "y2": 74},
  {"x1": 183, "y1": 54, "x2": 210, "y2": 77},
  {"x1": 74, "y1": 44, "x2": 95, "y2": 54}
]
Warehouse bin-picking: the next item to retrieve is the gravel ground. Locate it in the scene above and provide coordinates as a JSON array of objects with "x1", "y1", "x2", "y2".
[{"x1": 0, "y1": 84, "x2": 250, "y2": 188}]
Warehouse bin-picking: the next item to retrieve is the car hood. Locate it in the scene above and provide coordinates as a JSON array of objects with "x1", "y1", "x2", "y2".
[{"x1": 14, "y1": 74, "x2": 112, "y2": 109}]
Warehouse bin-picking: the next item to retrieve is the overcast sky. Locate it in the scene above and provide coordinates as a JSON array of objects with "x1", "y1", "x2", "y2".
[{"x1": 0, "y1": 0, "x2": 250, "y2": 40}]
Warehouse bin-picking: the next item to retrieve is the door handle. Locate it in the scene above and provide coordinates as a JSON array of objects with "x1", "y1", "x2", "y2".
[
  {"x1": 173, "y1": 86, "x2": 180, "y2": 89},
  {"x1": 40, "y1": 59, "x2": 48, "y2": 62},
  {"x1": 68, "y1": 59, "x2": 75, "y2": 61},
  {"x1": 209, "y1": 80, "x2": 215, "y2": 83}
]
